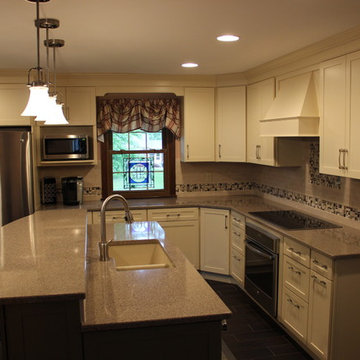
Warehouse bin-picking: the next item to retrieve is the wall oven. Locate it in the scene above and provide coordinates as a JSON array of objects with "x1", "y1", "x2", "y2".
[
  {"x1": 42, "y1": 135, "x2": 89, "y2": 160},
  {"x1": 245, "y1": 220, "x2": 280, "y2": 318}
]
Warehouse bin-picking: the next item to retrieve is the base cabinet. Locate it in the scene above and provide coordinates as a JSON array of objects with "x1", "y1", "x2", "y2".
[
  {"x1": 83, "y1": 321, "x2": 222, "y2": 360},
  {"x1": 230, "y1": 211, "x2": 245, "y2": 287},
  {"x1": 200, "y1": 208, "x2": 229, "y2": 275},
  {"x1": 307, "y1": 271, "x2": 332, "y2": 360},
  {"x1": 148, "y1": 208, "x2": 199, "y2": 268},
  {"x1": 1, "y1": 300, "x2": 82, "y2": 360},
  {"x1": 92, "y1": 209, "x2": 147, "y2": 224}
]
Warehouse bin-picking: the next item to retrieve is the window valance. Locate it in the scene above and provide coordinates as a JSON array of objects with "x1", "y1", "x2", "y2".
[{"x1": 97, "y1": 97, "x2": 181, "y2": 138}]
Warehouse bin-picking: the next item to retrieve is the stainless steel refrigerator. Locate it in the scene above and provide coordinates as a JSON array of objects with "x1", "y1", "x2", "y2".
[{"x1": 0, "y1": 127, "x2": 34, "y2": 226}]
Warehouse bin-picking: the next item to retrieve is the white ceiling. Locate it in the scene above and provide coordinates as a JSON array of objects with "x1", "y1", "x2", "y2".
[{"x1": 2, "y1": 0, "x2": 360, "y2": 75}]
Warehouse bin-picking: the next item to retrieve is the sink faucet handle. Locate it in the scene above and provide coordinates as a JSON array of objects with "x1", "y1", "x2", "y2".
[{"x1": 125, "y1": 211, "x2": 134, "y2": 223}]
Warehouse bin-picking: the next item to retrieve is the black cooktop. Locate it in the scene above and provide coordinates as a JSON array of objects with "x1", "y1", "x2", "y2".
[{"x1": 249, "y1": 210, "x2": 342, "y2": 230}]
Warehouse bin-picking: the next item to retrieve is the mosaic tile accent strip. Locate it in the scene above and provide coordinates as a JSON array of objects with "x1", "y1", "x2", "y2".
[
  {"x1": 84, "y1": 186, "x2": 102, "y2": 196},
  {"x1": 309, "y1": 142, "x2": 342, "y2": 189},
  {"x1": 176, "y1": 182, "x2": 253, "y2": 193},
  {"x1": 176, "y1": 181, "x2": 360, "y2": 222}
]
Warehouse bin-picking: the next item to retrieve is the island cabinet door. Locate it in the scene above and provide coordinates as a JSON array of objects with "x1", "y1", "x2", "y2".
[
  {"x1": 83, "y1": 321, "x2": 221, "y2": 360},
  {"x1": 4, "y1": 300, "x2": 83, "y2": 360}
]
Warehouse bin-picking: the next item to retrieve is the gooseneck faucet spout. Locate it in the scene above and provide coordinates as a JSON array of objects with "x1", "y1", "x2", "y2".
[{"x1": 99, "y1": 194, "x2": 134, "y2": 261}]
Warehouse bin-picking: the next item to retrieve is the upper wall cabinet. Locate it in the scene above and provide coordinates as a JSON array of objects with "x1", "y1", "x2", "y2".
[
  {"x1": 247, "y1": 78, "x2": 307, "y2": 167},
  {"x1": 320, "y1": 51, "x2": 360, "y2": 178},
  {"x1": 247, "y1": 78, "x2": 276, "y2": 165},
  {"x1": 63, "y1": 87, "x2": 96, "y2": 126},
  {"x1": 215, "y1": 86, "x2": 246, "y2": 162},
  {"x1": 0, "y1": 84, "x2": 31, "y2": 126},
  {"x1": 181, "y1": 87, "x2": 215, "y2": 162}
]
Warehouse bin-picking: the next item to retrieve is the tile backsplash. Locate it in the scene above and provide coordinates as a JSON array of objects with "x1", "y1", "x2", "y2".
[{"x1": 38, "y1": 140, "x2": 360, "y2": 223}]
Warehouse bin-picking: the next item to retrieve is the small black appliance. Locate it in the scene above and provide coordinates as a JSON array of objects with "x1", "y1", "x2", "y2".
[{"x1": 61, "y1": 177, "x2": 83, "y2": 205}]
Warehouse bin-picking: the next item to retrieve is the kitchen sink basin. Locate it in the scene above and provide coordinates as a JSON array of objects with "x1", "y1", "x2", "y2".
[{"x1": 107, "y1": 240, "x2": 173, "y2": 271}]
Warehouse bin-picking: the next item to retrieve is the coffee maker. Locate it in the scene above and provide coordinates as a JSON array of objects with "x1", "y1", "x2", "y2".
[{"x1": 61, "y1": 177, "x2": 83, "y2": 205}]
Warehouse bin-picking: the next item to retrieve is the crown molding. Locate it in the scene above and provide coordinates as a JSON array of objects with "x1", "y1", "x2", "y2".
[{"x1": 244, "y1": 25, "x2": 360, "y2": 83}]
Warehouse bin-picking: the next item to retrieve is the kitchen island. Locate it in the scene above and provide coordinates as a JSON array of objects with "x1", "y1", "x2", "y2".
[
  {"x1": 2, "y1": 194, "x2": 360, "y2": 360},
  {"x1": 0, "y1": 208, "x2": 230, "y2": 360}
]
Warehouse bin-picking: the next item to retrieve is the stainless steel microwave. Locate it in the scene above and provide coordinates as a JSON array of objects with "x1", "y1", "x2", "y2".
[{"x1": 42, "y1": 135, "x2": 89, "y2": 160}]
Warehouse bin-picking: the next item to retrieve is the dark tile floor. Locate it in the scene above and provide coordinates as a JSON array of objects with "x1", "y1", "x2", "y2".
[{"x1": 207, "y1": 280, "x2": 314, "y2": 360}]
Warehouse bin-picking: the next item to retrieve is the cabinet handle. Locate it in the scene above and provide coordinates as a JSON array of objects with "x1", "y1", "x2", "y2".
[
  {"x1": 288, "y1": 266, "x2": 301, "y2": 275},
  {"x1": 343, "y1": 149, "x2": 348, "y2": 170},
  {"x1": 225, "y1": 215, "x2": 228, "y2": 229},
  {"x1": 338, "y1": 149, "x2": 347, "y2": 169},
  {"x1": 288, "y1": 247, "x2": 302, "y2": 256},
  {"x1": 233, "y1": 231, "x2": 241, "y2": 236},
  {"x1": 256, "y1": 145, "x2": 261, "y2": 159},
  {"x1": 219, "y1": 144, "x2": 222, "y2": 159},
  {"x1": 187, "y1": 144, "x2": 189, "y2": 160},
  {"x1": 287, "y1": 298, "x2": 300, "y2": 309},
  {"x1": 311, "y1": 274, "x2": 327, "y2": 286},
  {"x1": 312, "y1": 259, "x2": 328, "y2": 270}
]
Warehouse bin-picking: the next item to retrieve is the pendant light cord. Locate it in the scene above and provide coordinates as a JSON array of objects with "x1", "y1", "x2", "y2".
[{"x1": 36, "y1": 0, "x2": 41, "y2": 82}]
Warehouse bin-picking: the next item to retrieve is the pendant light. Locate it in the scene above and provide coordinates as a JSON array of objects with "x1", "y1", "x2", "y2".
[
  {"x1": 41, "y1": 39, "x2": 68, "y2": 125},
  {"x1": 34, "y1": 16, "x2": 68, "y2": 124},
  {"x1": 21, "y1": 0, "x2": 51, "y2": 117}
]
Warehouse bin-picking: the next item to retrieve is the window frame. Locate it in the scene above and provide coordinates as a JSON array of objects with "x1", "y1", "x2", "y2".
[{"x1": 101, "y1": 128, "x2": 176, "y2": 199}]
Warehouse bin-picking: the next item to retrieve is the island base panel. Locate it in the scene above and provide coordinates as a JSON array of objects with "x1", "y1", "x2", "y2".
[{"x1": 83, "y1": 320, "x2": 222, "y2": 360}]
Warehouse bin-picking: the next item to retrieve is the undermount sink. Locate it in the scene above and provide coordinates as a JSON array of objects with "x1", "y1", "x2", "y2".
[{"x1": 107, "y1": 240, "x2": 173, "y2": 271}]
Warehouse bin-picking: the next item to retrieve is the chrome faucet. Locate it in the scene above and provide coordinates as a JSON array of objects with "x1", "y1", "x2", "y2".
[{"x1": 99, "y1": 194, "x2": 134, "y2": 261}]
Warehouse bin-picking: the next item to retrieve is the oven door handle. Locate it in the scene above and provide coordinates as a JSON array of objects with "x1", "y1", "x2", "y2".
[{"x1": 246, "y1": 241, "x2": 275, "y2": 260}]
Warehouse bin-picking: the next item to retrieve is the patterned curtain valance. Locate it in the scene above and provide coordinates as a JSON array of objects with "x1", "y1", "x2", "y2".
[{"x1": 97, "y1": 97, "x2": 181, "y2": 138}]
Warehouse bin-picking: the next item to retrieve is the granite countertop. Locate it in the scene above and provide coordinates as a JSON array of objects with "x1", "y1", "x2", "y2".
[
  {"x1": 79, "y1": 195, "x2": 360, "y2": 259},
  {"x1": 0, "y1": 209, "x2": 87, "y2": 304},
  {"x1": 83, "y1": 221, "x2": 231, "y2": 330}
]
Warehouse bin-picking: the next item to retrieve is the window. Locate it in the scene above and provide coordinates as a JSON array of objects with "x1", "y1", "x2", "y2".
[{"x1": 101, "y1": 128, "x2": 175, "y2": 199}]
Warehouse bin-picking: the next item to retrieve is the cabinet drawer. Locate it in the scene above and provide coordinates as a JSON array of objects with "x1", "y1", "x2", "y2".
[
  {"x1": 231, "y1": 211, "x2": 245, "y2": 229},
  {"x1": 230, "y1": 246, "x2": 244, "y2": 287},
  {"x1": 283, "y1": 255, "x2": 310, "y2": 301},
  {"x1": 231, "y1": 228, "x2": 245, "y2": 254},
  {"x1": 148, "y1": 208, "x2": 198, "y2": 221},
  {"x1": 311, "y1": 250, "x2": 333, "y2": 280},
  {"x1": 284, "y1": 237, "x2": 310, "y2": 267},
  {"x1": 92, "y1": 210, "x2": 147, "y2": 224},
  {"x1": 282, "y1": 288, "x2": 308, "y2": 342}
]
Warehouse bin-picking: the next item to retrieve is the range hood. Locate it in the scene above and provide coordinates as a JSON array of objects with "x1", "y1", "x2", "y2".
[{"x1": 260, "y1": 72, "x2": 319, "y2": 137}]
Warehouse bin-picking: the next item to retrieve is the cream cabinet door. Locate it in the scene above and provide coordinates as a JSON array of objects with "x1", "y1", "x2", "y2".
[
  {"x1": 215, "y1": 86, "x2": 246, "y2": 162},
  {"x1": 307, "y1": 271, "x2": 332, "y2": 360},
  {"x1": 230, "y1": 246, "x2": 244, "y2": 287},
  {"x1": 65, "y1": 87, "x2": 96, "y2": 126},
  {"x1": 157, "y1": 220, "x2": 199, "y2": 269},
  {"x1": 0, "y1": 85, "x2": 31, "y2": 125},
  {"x1": 347, "y1": 51, "x2": 360, "y2": 178},
  {"x1": 319, "y1": 56, "x2": 347, "y2": 177},
  {"x1": 200, "y1": 208, "x2": 229, "y2": 275},
  {"x1": 246, "y1": 78, "x2": 275, "y2": 165},
  {"x1": 182, "y1": 88, "x2": 215, "y2": 162},
  {"x1": 282, "y1": 288, "x2": 308, "y2": 342}
]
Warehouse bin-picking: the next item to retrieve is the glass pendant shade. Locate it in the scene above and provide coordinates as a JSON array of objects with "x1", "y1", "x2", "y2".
[
  {"x1": 41, "y1": 97, "x2": 68, "y2": 124},
  {"x1": 21, "y1": 85, "x2": 50, "y2": 117}
]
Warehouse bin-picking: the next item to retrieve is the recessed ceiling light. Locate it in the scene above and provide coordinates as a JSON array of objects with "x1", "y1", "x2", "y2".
[
  {"x1": 217, "y1": 34, "x2": 240, "y2": 42},
  {"x1": 181, "y1": 62, "x2": 199, "y2": 68}
]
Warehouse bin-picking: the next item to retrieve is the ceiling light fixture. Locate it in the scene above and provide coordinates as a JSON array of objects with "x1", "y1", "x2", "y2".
[
  {"x1": 21, "y1": 0, "x2": 51, "y2": 117},
  {"x1": 216, "y1": 34, "x2": 240, "y2": 42},
  {"x1": 181, "y1": 62, "x2": 199, "y2": 68}
]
